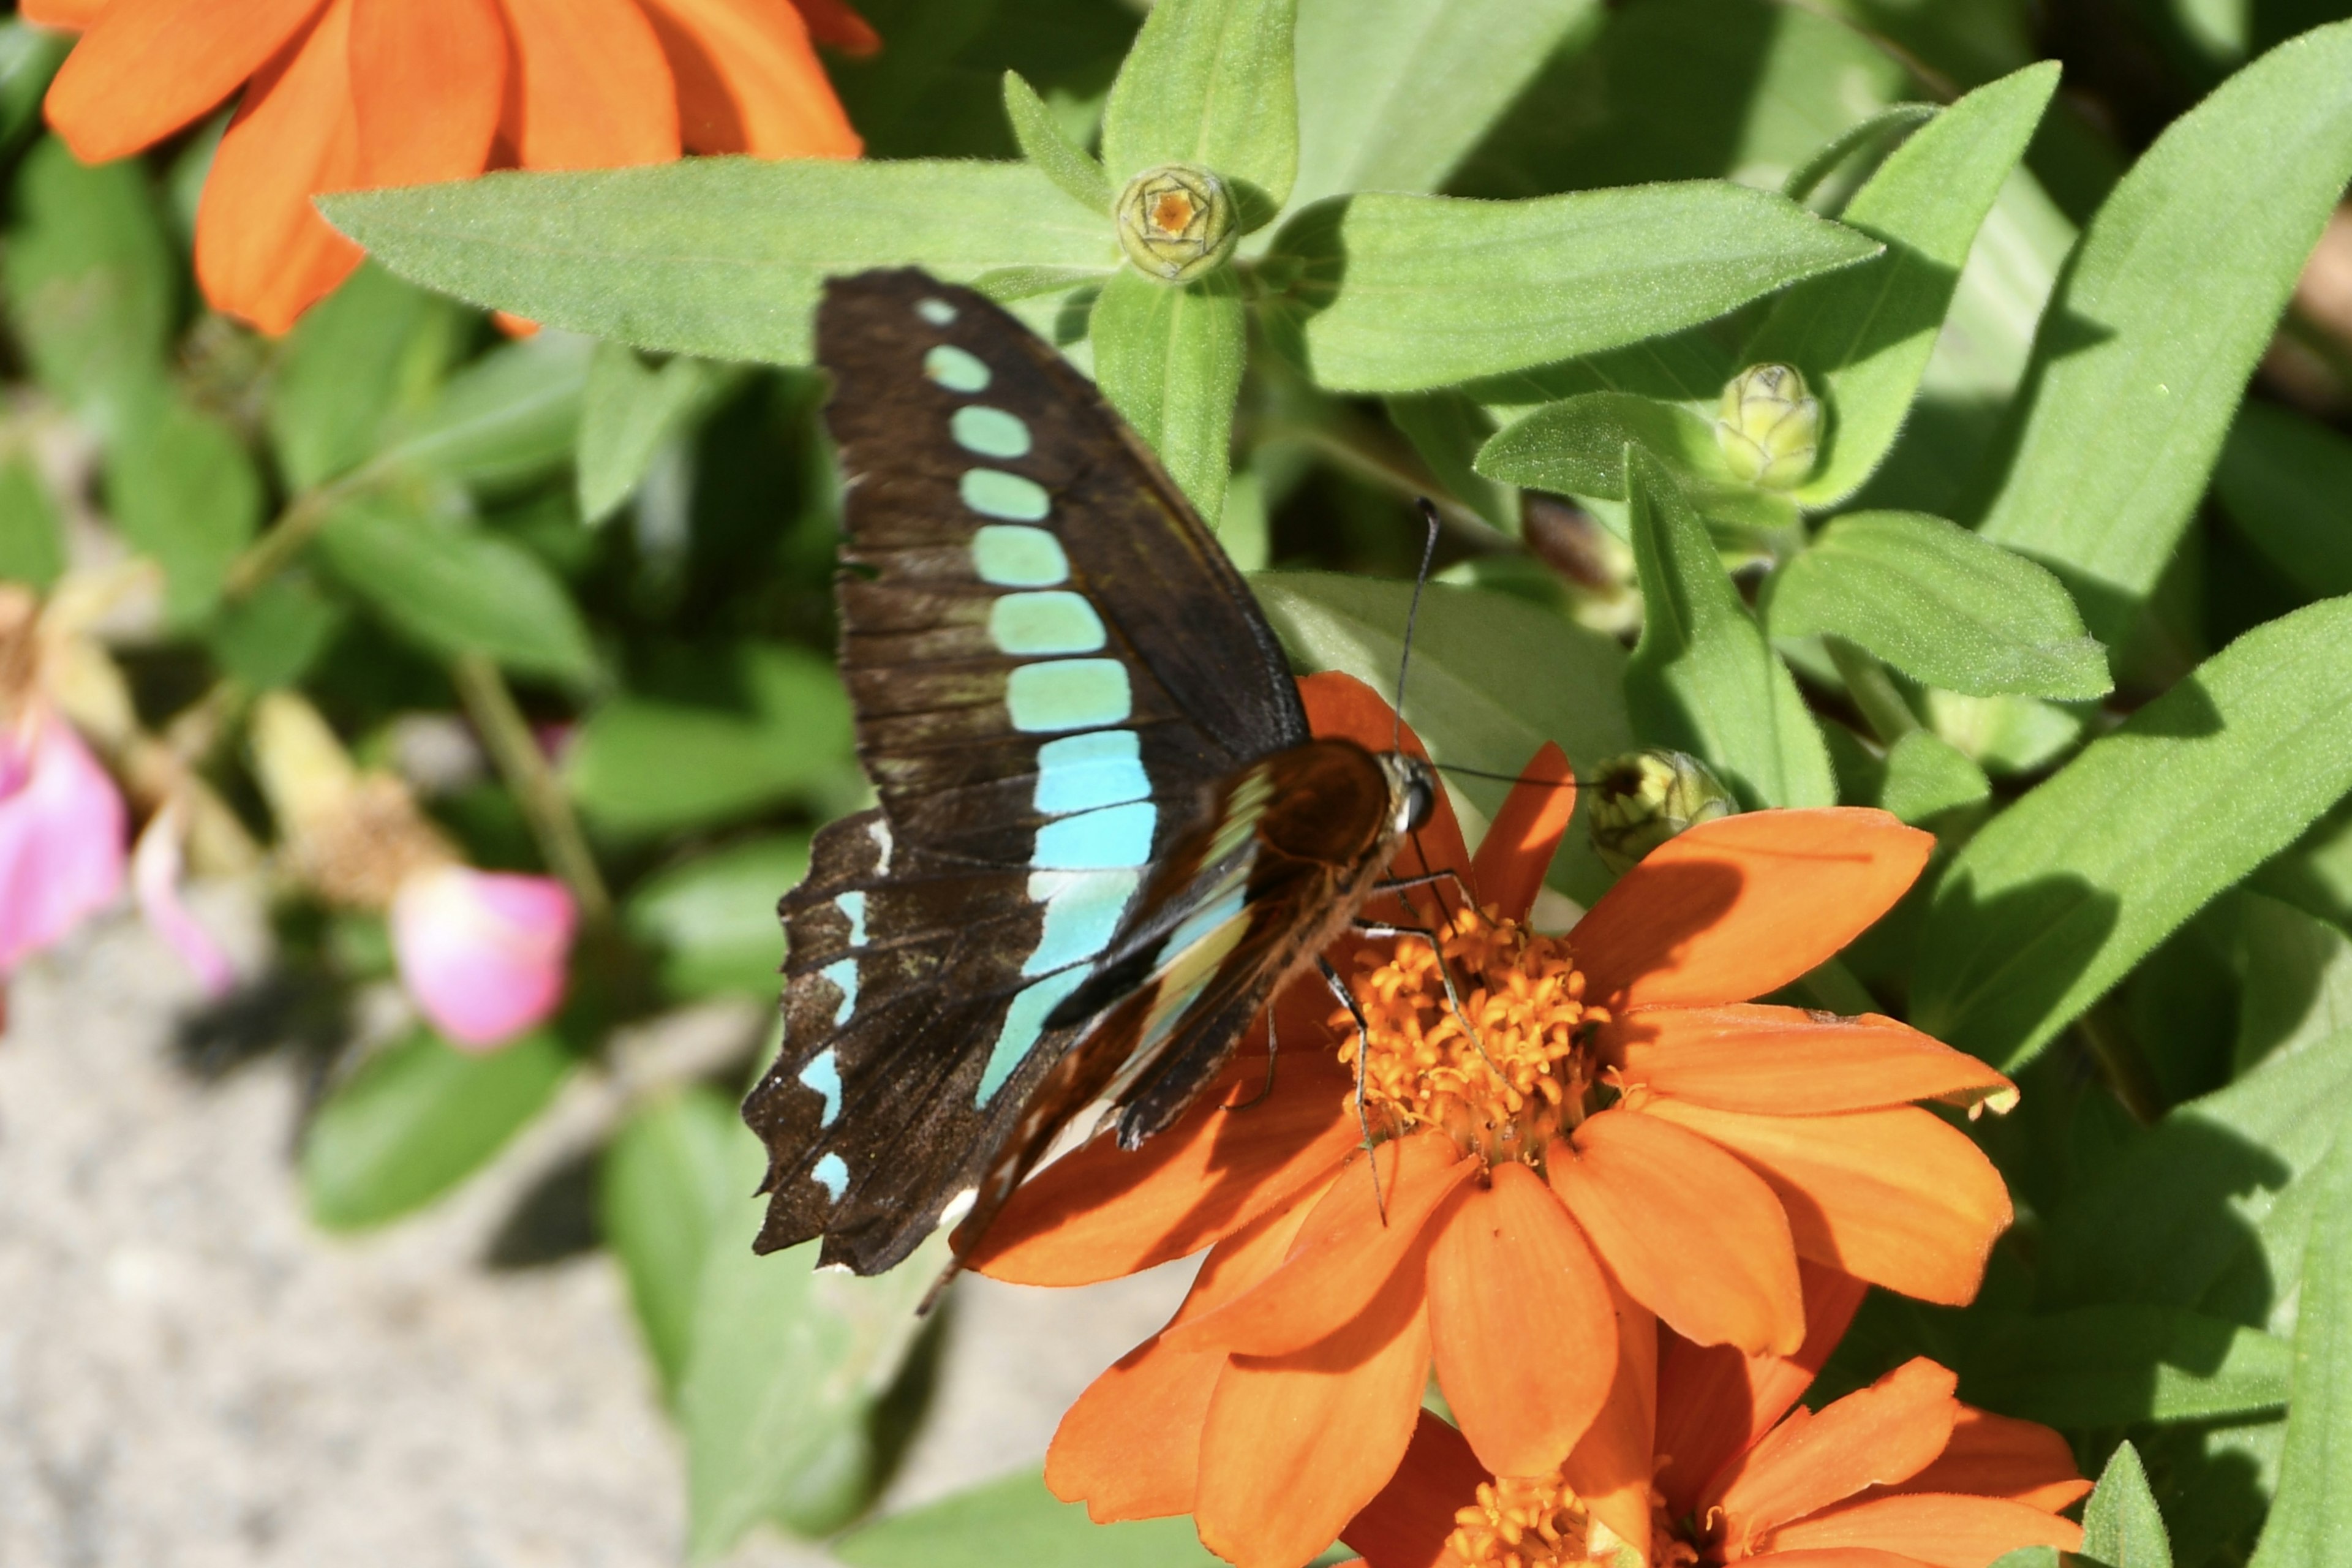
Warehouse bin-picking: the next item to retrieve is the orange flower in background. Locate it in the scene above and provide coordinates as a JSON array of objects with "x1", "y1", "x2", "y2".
[
  {"x1": 970, "y1": 673, "x2": 2020, "y2": 1568},
  {"x1": 1343, "y1": 1276, "x2": 2089, "y2": 1568},
  {"x1": 27, "y1": 0, "x2": 874, "y2": 332}
]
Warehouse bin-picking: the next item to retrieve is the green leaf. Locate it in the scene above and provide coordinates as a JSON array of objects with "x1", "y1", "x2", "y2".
[
  {"x1": 0, "y1": 23, "x2": 70, "y2": 153},
  {"x1": 0, "y1": 455, "x2": 66, "y2": 591},
  {"x1": 313, "y1": 494, "x2": 598, "y2": 682},
  {"x1": 2083, "y1": 1442, "x2": 2175, "y2": 1568},
  {"x1": 2247, "y1": 1125, "x2": 2352, "y2": 1568},
  {"x1": 379, "y1": 333, "x2": 592, "y2": 492},
  {"x1": 1385, "y1": 390, "x2": 1515, "y2": 533},
  {"x1": 1781, "y1": 102, "x2": 1939, "y2": 206},
  {"x1": 2214, "y1": 401, "x2": 2352, "y2": 601},
  {"x1": 1912, "y1": 597, "x2": 2352, "y2": 1069},
  {"x1": 1964, "y1": 1310, "x2": 2290, "y2": 1428},
  {"x1": 1249, "y1": 570, "x2": 1633, "y2": 905},
  {"x1": 1099, "y1": 0, "x2": 1297, "y2": 213},
  {"x1": 205, "y1": 575, "x2": 344, "y2": 690},
  {"x1": 1287, "y1": 0, "x2": 1597, "y2": 211},
  {"x1": 270, "y1": 262, "x2": 467, "y2": 491},
  {"x1": 1921, "y1": 688, "x2": 2087, "y2": 778},
  {"x1": 1268, "y1": 183, "x2": 1880, "y2": 393},
  {"x1": 1, "y1": 135, "x2": 174, "y2": 428},
  {"x1": 576, "y1": 342, "x2": 721, "y2": 524},
  {"x1": 325, "y1": 162, "x2": 1116, "y2": 366},
  {"x1": 2234, "y1": 892, "x2": 2352, "y2": 1074},
  {"x1": 837, "y1": 1471, "x2": 1221, "y2": 1568},
  {"x1": 1876, "y1": 729, "x2": 1991, "y2": 826},
  {"x1": 106, "y1": 396, "x2": 263, "y2": 624},
  {"x1": 565, "y1": 646, "x2": 855, "y2": 838},
  {"x1": 1089, "y1": 266, "x2": 1244, "y2": 522},
  {"x1": 1744, "y1": 62, "x2": 2059, "y2": 508},
  {"x1": 599, "y1": 1087, "x2": 744, "y2": 1395},
  {"x1": 301, "y1": 1028, "x2": 573, "y2": 1231},
  {"x1": 624, "y1": 834, "x2": 810, "y2": 1001},
  {"x1": 1623, "y1": 447, "x2": 1834, "y2": 810},
  {"x1": 1003, "y1": 70, "x2": 1112, "y2": 214},
  {"x1": 1974, "y1": 22, "x2": 2352, "y2": 643},
  {"x1": 1473, "y1": 390, "x2": 1795, "y2": 535},
  {"x1": 1764, "y1": 511, "x2": 2111, "y2": 699}
]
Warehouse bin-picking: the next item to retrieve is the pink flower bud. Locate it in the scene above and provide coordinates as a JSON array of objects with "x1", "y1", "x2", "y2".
[
  {"x1": 133, "y1": 799, "x2": 236, "y2": 998},
  {"x1": 389, "y1": 864, "x2": 577, "y2": 1050},
  {"x1": 0, "y1": 709, "x2": 126, "y2": 974}
]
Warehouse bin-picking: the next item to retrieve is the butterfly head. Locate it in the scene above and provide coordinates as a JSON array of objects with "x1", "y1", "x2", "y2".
[{"x1": 1379, "y1": 751, "x2": 1440, "y2": 838}]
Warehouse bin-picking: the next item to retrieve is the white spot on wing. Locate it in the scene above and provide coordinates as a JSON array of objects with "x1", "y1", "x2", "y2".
[
  {"x1": 939, "y1": 1187, "x2": 979, "y2": 1229},
  {"x1": 869, "y1": 818, "x2": 894, "y2": 875}
]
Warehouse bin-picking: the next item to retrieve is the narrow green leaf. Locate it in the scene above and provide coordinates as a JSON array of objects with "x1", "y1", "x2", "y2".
[
  {"x1": 837, "y1": 1471, "x2": 1220, "y2": 1568},
  {"x1": 599, "y1": 1087, "x2": 744, "y2": 1395},
  {"x1": 1, "y1": 135, "x2": 174, "y2": 427},
  {"x1": 106, "y1": 396, "x2": 263, "y2": 624},
  {"x1": 2084, "y1": 1442, "x2": 2175, "y2": 1568},
  {"x1": 1003, "y1": 70, "x2": 1112, "y2": 214},
  {"x1": 205, "y1": 575, "x2": 344, "y2": 690},
  {"x1": 1966, "y1": 1310, "x2": 2290, "y2": 1428},
  {"x1": 1089, "y1": 266, "x2": 1243, "y2": 522},
  {"x1": 1624, "y1": 447, "x2": 1834, "y2": 811},
  {"x1": 1921, "y1": 688, "x2": 2087, "y2": 778},
  {"x1": 1765, "y1": 511, "x2": 2111, "y2": 699},
  {"x1": 1975, "y1": 22, "x2": 2352, "y2": 643},
  {"x1": 324, "y1": 162, "x2": 1117, "y2": 365},
  {"x1": 1988, "y1": 1553, "x2": 2062, "y2": 1568},
  {"x1": 2247, "y1": 1126, "x2": 2352, "y2": 1568},
  {"x1": 2235, "y1": 892, "x2": 2352, "y2": 1074},
  {"x1": 1781, "y1": 103, "x2": 1939, "y2": 206},
  {"x1": 1268, "y1": 184, "x2": 1880, "y2": 393},
  {"x1": 0, "y1": 455, "x2": 66, "y2": 591},
  {"x1": 301, "y1": 1028, "x2": 573, "y2": 1231},
  {"x1": 1474, "y1": 390, "x2": 1795, "y2": 535},
  {"x1": 1912, "y1": 598, "x2": 2352, "y2": 1069},
  {"x1": 1877, "y1": 729, "x2": 1991, "y2": 826},
  {"x1": 624, "y1": 833, "x2": 810, "y2": 1001},
  {"x1": 576, "y1": 343, "x2": 720, "y2": 524},
  {"x1": 270, "y1": 262, "x2": 467, "y2": 491},
  {"x1": 2214, "y1": 401, "x2": 2352, "y2": 601},
  {"x1": 1099, "y1": 0, "x2": 1297, "y2": 213},
  {"x1": 379, "y1": 333, "x2": 591, "y2": 492},
  {"x1": 0, "y1": 23, "x2": 70, "y2": 152},
  {"x1": 1746, "y1": 63, "x2": 2059, "y2": 508}
]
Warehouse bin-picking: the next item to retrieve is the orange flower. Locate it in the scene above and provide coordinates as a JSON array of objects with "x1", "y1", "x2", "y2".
[
  {"x1": 28, "y1": 0, "x2": 873, "y2": 332},
  {"x1": 972, "y1": 674, "x2": 2019, "y2": 1568},
  {"x1": 1342, "y1": 1276, "x2": 2089, "y2": 1568}
]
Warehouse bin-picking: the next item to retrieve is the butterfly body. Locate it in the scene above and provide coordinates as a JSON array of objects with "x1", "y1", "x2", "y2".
[{"x1": 744, "y1": 271, "x2": 1435, "y2": 1276}]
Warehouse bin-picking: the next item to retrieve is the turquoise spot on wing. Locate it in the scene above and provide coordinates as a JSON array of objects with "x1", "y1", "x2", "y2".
[
  {"x1": 952, "y1": 405, "x2": 1032, "y2": 460},
  {"x1": 821, "y1": 957, "x2": 858, "y2": 1024},
  {"x1": 972, "y1": 525, "x2": 1069, "y2": 587},
  {"x1": 1033, "y1": 801, "x2": 1157, "y2": 869},
  {"x1": 837, "y1": 891, "x2": 867, "y2": 948},
  {"x1": 924, "y1": 344, "x2": 990, "y2": 393},
  {"x1": 989, "y1": 591, "x2": 1105, "y2": 655},
  {"x1": 962, "y1": 468, "x2": 1051, "y2": 521},
  {"x1": 1034, "y1": 729, "x2": 1149, "y2": 815},
  {"x1": 797, "y1": 1048, "x2": 842, "y2": 1126},
  {"x1": 1023, "y1": 868, "x2": 1141, "y2": 977},
  {"x1": 979, "y1": 969, "x2": 1090, "y2": 1105},
  {"x1": 917, "y1": 298, "x2": 958, "y2": 326},
  {"x1": 1007, "y1": 658, "x2": 1131, "y2": 732},
  {"x1": 812, "y1": 1152, "x2": 849, "y2": 1201}
]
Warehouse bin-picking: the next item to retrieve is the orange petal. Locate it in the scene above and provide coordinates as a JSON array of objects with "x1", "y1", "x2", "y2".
[
  {"x1": 498, "y1": 0, "x2": 679, "y2": 168},
  {"x1": 971, "y1": 1041, "x2": 1357, "y2": 1286},
  {"x1": 1875, "y1": 1406, "x2": 2091, "y2": 1513},
  {"x1": 1708, "y1": 1357, "x2": 1959, "y2": 1553},
  {"x1": 1608, "y1": 1003, "x2": 2016, "y2": 1117},
  {"x1": 1197, "y1": 1238, "x2": 1436, "y2": 1568},
  {"x1": 1758, "y1": 1493, "x2": 2084, "y2": 1566},
  {"x1": 1165, "y1": 1129, "x2": 1474, "y2": 1358},
  {"x1": 1427, "y1": 1160, "x2": 1618, "y2": 1476},
  {"x1": 638, "y1": 0, "x2": 860, "y2": 157},
  {"x1": 1572, "y1": 809, "x2": 1931, "y2": 1009},
  {"x1": 44, "y1": 0, "x2": 325, "y2": 163},
  {"x1": 1468, "y1": 742, "x2": 1575, "y2": 924},
  {"x1": 1654, "y1": 1260, "x2": 1868, "y2": 1517},
  {"x1": 1298, "y1": 672, "x2": 1472, "y2": 897},
  {"x1": 1340, "y1": 1411, "x2": 1489, "y2": 1568},
  {"x1": 1548, "y1": 1110, "x2": 1804, "y2": 1356},
  {"x1": 349, "y1": 0, "x2": 505, "y2": 185},
  {"x1": 193, "y1": 0, "x2": 364, "y2": 334},
  {"x1": 1645, "y1": 1100, "x2": 2012, "y2": 1307},
  {"x1": 22, "y1": 0, "x2": 107, "y2": 26},
  {"x1": 1725, "y1": 1552, "x2": 1931, "y2": 1567},
  {"x1": 1555, "y1": 1258, "x2": 1656, "y2": 1555},
  {"x1": 789, "y1": 0, "x2": 878, "y2": 53}
]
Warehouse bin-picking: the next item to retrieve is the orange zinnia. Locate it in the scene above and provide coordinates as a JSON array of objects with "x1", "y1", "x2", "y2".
[
  {"x1": 28, "y1": 0, "x2": 873, "y2": 331},
  {"x1": 971, "y1": 674, "x2": 2019, "y2": 1568},
  {"x1": 1342, "y1": 1273, "x2": 2088, "y2": 1568}
]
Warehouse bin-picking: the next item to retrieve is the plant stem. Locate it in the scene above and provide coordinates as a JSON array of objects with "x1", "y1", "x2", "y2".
[
  {"x1": 450, "y1": 653, "x2": 611, "y2": 924},
  {"x1": 1825, "y1": 636, "x2": 1920, "y2": 745},
  {"x1": 2076, "y1": 1000, "x2": 2165, "y2": 1126}
]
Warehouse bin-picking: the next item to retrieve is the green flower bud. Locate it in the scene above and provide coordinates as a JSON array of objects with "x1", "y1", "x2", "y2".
[
  {"x1": 1115, "y1": 164, "x2": 1238, "y2": 284},
  {"x1": 1715, "y1": 363, "x2": 1822, "y2": 489},
  {"x1": 1588, "y1": 749, "x2": 1736, "y2": 873}
]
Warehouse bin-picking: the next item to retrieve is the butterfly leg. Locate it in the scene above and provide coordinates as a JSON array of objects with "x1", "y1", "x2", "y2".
[
  {"x1": 1225, "y1": 1005, "x2": 1278, "y2": 1113},
  {"x1": 1352, "y1": 916, "x2": 1505, "y2": 1088},
  {"x1": 1321, "y1": 954, "x2": 1387, "y2": 1223}
]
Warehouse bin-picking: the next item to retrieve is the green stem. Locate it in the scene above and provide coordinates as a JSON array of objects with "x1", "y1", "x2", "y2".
[
  {"x1": 221, "y1": 481, "x2": 348, "y2": 599},
  {"x1": 450, "y1": 653, "x2": 612, "y2": 924},
  {"x1": 1825, "y1": 636, "x2": 1920, "y2": 745}
]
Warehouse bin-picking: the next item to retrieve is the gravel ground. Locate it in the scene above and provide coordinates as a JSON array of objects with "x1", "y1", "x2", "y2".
[{"x1": 0, "y1": 888, "x2": 1194, "y2": 1568}]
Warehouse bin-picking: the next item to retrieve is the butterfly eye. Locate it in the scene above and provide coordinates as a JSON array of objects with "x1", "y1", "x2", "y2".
[{"x1": 1401, "y1": 772, "x2": 1436, "y2": 834}]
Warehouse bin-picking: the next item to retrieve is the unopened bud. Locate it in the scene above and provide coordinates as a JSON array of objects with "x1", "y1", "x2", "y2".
[
  {"x1": 1715, "y1": 364, "x2": 1820, "y2": 489},
  {"x1": 1115, "y1": 163, "x2": 1238, "y2": 284},
  {"x1": 1589, "y1": 750, "x2": 1736, "y2": 873},
  {"x1": 251, "y1": 692, "x2": 450, "y2": 908}
]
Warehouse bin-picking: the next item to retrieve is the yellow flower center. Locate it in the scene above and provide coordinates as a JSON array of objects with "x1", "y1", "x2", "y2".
[
  {"x1": 1335, "y1": 906, "x2": 1608, "y2": 1166},
  {"x1": 1441, "y1": 1469, "x2": 1703, "y2": 1568}
]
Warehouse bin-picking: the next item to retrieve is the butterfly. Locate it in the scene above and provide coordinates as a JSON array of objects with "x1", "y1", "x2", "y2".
[{"x1": 742, "y1": 268, "x2": 1448, "y2": 1278}]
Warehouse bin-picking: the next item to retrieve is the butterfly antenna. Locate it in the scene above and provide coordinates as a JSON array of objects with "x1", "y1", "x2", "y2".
[
  {"x1": 1433, "y1": 762, "x2": 1589, "y2": 790},
  {"x1": 1395, "y1": 499, "x2": 1441, "y2": 753}
]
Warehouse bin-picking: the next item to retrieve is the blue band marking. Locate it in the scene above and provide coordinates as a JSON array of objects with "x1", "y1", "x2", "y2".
[
  {"x1": 924, "y1": 344, "x2": 990, "y2": 393},
  {"x1": 1033, "y1": 729, "x2": 1150, "y2": 816},
  {"x1": 837, "y1": 891, "x2": 867, "y2": 948},
  {"x1": 1034, "y1": 801, "x2": 1158, "y2": 869},
  {"x1": 811, "y1": 1152, "x2": 849, "y2": 1201},
  {"x1": 1008, "y1": 658, "x2": 1132, "y2": 732},
  {"x1": 821, "y1": 957, "x2": 858, "y2": 1025},
  {"x1": 978, "y1": 969, "x2": 1090, "y2": 1104},
  {"x1": 989, "y1": 591, "x2": 1106, "y2": 655},
  {"x1": 962, "y1": 468, "x2": 1052, "y2": 522},
  {"x1": 917, "y1": 298, "x2": 958, "y2": 326},
  {"x1": 1165, "y1": 884, "x2": 1249, "y2": 957},
  {"x1": 1023, "y1": 868, "x2": 1142, "y2": 977},
  {"x1": 973, "y1": 525, "x2": 1069, "y2": 587},
  {"x1": 952, "y1": 405, "x2": 1032, "y2": 460},
  {"x1": 798, "y1": 1048, "x2": 843, "y2": 1126}
]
